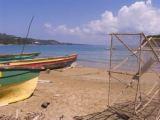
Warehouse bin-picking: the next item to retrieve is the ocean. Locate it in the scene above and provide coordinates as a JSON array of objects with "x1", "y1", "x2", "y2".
[
  {"x1": 0, "y1": 44, "x2": 109, "y2": 68},
  {"x1": 0, "y1": 44, "x2": 159, "y2": 71}
]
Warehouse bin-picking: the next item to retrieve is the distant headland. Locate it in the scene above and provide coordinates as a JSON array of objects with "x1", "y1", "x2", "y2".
[{"x1": 0, "y1": 33, "x2": 75, "y2": 45}]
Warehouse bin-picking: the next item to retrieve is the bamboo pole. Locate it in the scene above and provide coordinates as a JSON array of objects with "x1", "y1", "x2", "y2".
[
  {"x1": 136, "y1": 88, "x2": 160, "y2": 114},
  {"x1": 142, "y1": 33, "x2": 160, "y2": 62},
  {"x1": 21, "y1": 16, "x2": 34, "y2": 55},
  {"x1": 113, "y1": 33, "x2": 139, "y2": 59},
  {"x1": 108, "y1": 70, "x2": 135, "y2": 76},
  {"x1": 112, "y1": 35, "x2": 152, "y2": 70},
  {"x1": 134, "y1": 34, "x2": 142, "y2": 114},
  {"x1": 109, "y1": 33, "x2": 143, "y2": 35},
  {"x1": 108, "y1": 34, "x2": 113, "y2": 106}
]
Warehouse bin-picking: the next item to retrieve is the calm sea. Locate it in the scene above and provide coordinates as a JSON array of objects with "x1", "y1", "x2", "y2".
[
  {"x1": 0, "y1": 44, "x2": 159, "y2": 70},
  {"x1": 0, "y1": 44, "x2": 109, "y2": 68}
]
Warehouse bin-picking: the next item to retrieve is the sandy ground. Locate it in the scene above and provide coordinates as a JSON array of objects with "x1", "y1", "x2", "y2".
[{"x1": 0, "y1": 66, "x2": 159, "y2": 120}]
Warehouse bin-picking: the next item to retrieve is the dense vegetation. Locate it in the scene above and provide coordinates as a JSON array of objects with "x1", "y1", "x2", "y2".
[{"x1": 0, "y1": 33, "x2": 62, "y2": 45}]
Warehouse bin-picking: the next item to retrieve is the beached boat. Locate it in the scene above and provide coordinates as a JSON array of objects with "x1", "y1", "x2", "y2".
[
  {"x1": 0, "y1": 54, "x2": 77, "y2": 70},
  {"x1": 0, "y1": 67, "x2": 42, "y2": 106},
  {"x1": 0, "y1": 52, "x2": 40, "y2": 61}
]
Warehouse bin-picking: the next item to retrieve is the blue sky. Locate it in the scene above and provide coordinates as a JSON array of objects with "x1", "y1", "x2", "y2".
[{"x1": 0, "y1": 0, "x2": 160, "y2": 44}]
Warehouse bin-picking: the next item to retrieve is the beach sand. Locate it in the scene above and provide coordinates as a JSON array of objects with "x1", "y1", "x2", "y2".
[{"x1": 0, "y1": 66, "x2": 159, "y2": 120}]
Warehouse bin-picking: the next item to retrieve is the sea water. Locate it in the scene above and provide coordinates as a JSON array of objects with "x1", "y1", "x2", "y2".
[
  {"x1": 0, "y1": 44, "x2": 159, "y2": 70},
  {"x1": 0, "y1": 44, "x2": 109, "y2": 68}
]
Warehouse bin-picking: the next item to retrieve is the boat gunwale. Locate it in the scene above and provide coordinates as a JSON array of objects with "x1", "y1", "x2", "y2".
[
  {"x1": 12, "y1": 57, "x2": 77, "y2": 67},
  {"x1": 1, "y1": 54, "x2": 77, "y2": 65},
  {"x1": 0, "y1": 52, "x2": 40, "y2": 57}
]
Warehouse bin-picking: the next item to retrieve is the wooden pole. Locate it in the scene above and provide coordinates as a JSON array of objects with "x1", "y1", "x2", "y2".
[
  {"x1": 134, "y1": 34, "x2": 142, "y2": 114},
  {"x1": 113, "y1": 33, "x2": 139, "y2": 59},
  {"x1": 142, "y1": 33, "x2": 160, "y2": 62},
  {"x1": 108, "y1": 34, "x2": 113, "y2": 106},
  {"x1": 21, "y1": 16, "x2": 34, "y2": 55}
]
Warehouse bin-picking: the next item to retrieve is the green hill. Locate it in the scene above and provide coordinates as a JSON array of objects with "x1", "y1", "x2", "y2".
[{"x1": 0, "y1": 33, "x2": 64, "y2": 45}]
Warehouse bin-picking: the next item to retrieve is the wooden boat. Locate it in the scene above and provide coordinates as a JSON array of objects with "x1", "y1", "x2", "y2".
[
  {"x1": 0, "y1": 54, "x2": 77, "y2": 70},
  {"x1": 0, "y1": 67, "x2": 42, "y2": 106},
  {"x1": 0, "y1": 52, "x2": 40, "y2": 61}
]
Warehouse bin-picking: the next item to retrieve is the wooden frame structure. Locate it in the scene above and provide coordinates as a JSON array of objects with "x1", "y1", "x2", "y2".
[
  {"x1": 73, "y1": 33, "x2": 160, "y2": 120},
  {"x1": 108, "y1": 33, "x2": 160, "y2": 118}
]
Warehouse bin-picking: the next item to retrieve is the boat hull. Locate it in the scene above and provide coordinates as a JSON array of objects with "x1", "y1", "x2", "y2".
[
  {"x1": 2, "y1": 54, "x2": 77, "y2": 70},
  {"x1": 0, "y1": 52, "x2": 40, "y2": 62},
  {"x1": 0, "y1": 70, "x2": 40, "y2": 106}
]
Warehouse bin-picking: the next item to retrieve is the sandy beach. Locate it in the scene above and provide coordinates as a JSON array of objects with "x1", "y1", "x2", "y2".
[
  {"x1": 0, "y1": 66, "x2": 158, "y2": 120},
  {"x1": 1, "y1": 0, "x2": 160, "y2": 119}
]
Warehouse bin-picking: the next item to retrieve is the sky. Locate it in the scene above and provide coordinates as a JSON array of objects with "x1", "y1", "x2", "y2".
[{"x1": 0, "y1": 0, "x2": 160, "y2": 45}]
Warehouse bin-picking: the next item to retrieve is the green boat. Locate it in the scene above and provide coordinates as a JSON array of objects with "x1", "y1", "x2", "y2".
[
  {"x1": 0, "y1": 67, "x2": 42, "y2": 106},
  {"x1": 0, "y1": 52, "x2": 40, "y2": 62}
]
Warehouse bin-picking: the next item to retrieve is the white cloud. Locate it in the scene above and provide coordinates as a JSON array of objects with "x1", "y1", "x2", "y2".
[
  {"x1": 55, "y1": 25, "x2": 82, "y2": 35},
  {"x1": 44, "y1": 23, "x2": 82, "y2": 36},
  {"x1": 44, "y1": 0, "x2": 160, "y2": 38},
  {"x1": 146, "y1": 0, "x2": 152, "y2": 5},
  {"x1": 86, "y1": 11, "x2": 118, "y2": 34},
  {"x1": 117, "y1": 0, "x2": 160, "y2": 34},
  {"x1": 44, "y1": 23, "x2": 52, "y2": 29}
]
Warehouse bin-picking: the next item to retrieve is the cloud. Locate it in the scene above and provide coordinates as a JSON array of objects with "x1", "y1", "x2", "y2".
[
  {"x1": 117, "y1": 0, "x2": 160, "y2": 34},
  {"x1": 86, "y1": 11, "x2": 118, "y2": 34},
  {"x1": 146, "y1": 0, "x2": 152, "y2": 5},
  {"x1": 44, "y1": 23, "x2": 83, "y2": 36},
  {"x1": 44, "y1": 23, "x2": 52, "y2": 29},
  {"x1": 44, "y1": 0, "x2": 160, "y2": 38}
]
